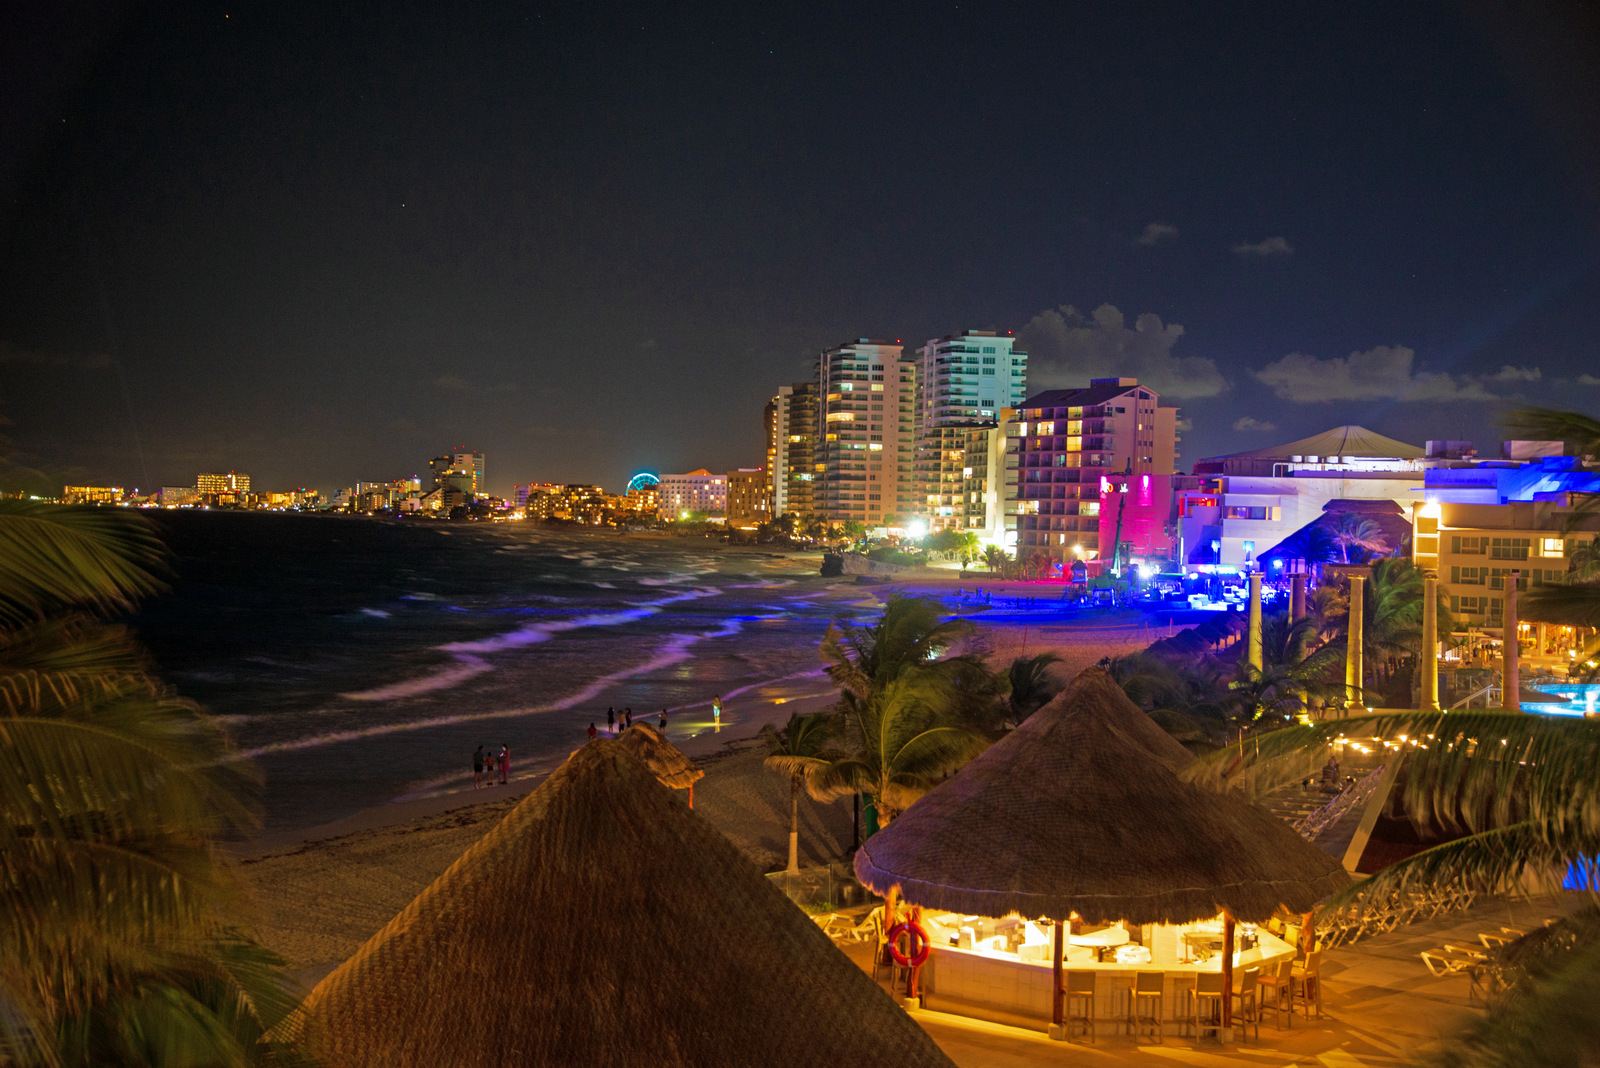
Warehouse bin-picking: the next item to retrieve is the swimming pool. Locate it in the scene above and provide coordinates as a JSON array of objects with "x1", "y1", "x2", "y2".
[{"x1": 1522, "y1": 682, "x2": 1600, "y2": 717}]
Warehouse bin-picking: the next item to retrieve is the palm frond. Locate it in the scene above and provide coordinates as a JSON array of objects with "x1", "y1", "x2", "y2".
[{"x1": 0, "y1": 504, "x2": 166, "y2": 625}]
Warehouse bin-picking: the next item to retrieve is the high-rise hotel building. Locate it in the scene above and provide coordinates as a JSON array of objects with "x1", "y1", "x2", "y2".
[
  {"x1": 815, "y1": 340, "x2": 917, "y2": 526},
  {"x1": 770, "y1": 383, "x2": 819, "y2": 519},
  {"x1": 913, "y1": 331, "x2": 1029, "y2": 530},
  {"x1": 1012, "y1": 378, "x2": 1178, "y2": 565}
]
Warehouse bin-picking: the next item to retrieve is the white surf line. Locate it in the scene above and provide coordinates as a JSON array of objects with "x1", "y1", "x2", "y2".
[
  {"x1": 340, "y1": 586, "x2": 721, "y2": 701},
  {"x1": 235, "y1": 615, "x2": 750, "y2": 761}
]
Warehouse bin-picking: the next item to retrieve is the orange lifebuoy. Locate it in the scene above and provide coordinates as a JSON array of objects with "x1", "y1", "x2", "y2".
[{"x1": 887, "y1": 920, "x2": 931, "y2": 968}]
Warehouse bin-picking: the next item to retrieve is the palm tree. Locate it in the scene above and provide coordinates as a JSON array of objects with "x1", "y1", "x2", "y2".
[
  {"x1": 805, "y1": 674, "x2": 987, "y2": 826},
  {"x1": 983, "y1": 545, "x2": 1009, "y2": 574},
  {"x1": 760, "y1": 713, "x2": 841, "y2": 874},
  {"x1": 1004, "y1": 652, "x2": 1061, "y2": 727},
  {"x1": 820, "y1": 596, "x2": 973, "y2": 700},
  {"x1": 0, "y1": 502, "x2": 302, "y2": 1066},
  {"x1": 1269, "y1": 524, "x2": 1340, "y2": 576},
  {"x1": 1331, "y1": 512, "x2": 1389, "y2": 564},
  {"x1": 956, "y1": 531, "x2": 980, "y2": 567}
]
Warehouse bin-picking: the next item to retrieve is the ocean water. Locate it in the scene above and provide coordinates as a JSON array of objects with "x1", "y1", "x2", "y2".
[{"x1": 134, "y1": 513, "x2": 857, "y2": 831}]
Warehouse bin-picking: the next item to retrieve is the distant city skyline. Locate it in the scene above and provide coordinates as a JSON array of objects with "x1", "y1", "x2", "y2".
[{"x1": 2, "y1": 4, "x2": 1596, "y2": 495}]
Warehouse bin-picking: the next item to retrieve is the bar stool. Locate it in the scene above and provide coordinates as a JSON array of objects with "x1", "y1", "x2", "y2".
[
  {"x1": 1128, "y1": 971, "x2": 1164, "y2": 1043},
  {"x1": 1257, "y1": 959, "x2": 1295, "y2": 1029},
  {"x1": 1233, "y1": 966, "x2": 1261, "y2": 1042},
  {"x1": 1192, "y1": 972, "x2": 1225, "y2": 1041},
  {"x1": 1292, "y1": 950, "x2": 1324, "y2": 1020},
  {"x1": 1064, "y1": 970, "x2": 1097, "y2": 1043}
]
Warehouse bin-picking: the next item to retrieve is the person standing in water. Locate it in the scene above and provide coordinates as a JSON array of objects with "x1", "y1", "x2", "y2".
[
  {"x1": 473, "y1": 745, "x2": 485, "y2": 789},
  {"x1": 712, "y1": 695, "x2": 722, "y2": 724},
  {"x1": 587, "y1": 723, "x2": 598, "y2": 741},
  {"x1": 659, "y1": 708, "x2": 668, "y2": 731},
  {"x1": 607, "y1": 707, "x2": 616, "y2": 734},
  {"x1": 498, "y1": 744, "x2": 510, "y2": 785}
]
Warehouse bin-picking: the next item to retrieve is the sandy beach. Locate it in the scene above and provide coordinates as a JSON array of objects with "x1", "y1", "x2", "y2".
[{"x1": 239, "y1": 559, "x2": 1164, "y2": 989}]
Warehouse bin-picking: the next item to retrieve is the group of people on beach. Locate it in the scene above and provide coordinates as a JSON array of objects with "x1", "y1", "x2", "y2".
[
  {"x1": 584, "y1": 695, "x2": 722, "y2": 742},
  {"x1": 472, "y1": 744, "x2": 509, "y2": 789}
]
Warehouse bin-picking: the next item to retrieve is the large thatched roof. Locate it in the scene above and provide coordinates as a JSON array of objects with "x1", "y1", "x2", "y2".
[
  {"x1": 854, "y1": 669, "x2": 1349, "y2": 925},
  {"x1": 615, "y1": 722, "x2": 705, "y2": 789},
  {"x1": 295, "y1": 740, "x2": 951, "y2": 1067}
]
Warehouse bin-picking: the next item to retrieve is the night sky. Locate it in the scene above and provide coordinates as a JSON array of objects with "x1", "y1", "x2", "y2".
[{"x1": 3, "y1": 2, "x2": 1598, "y2": 496}]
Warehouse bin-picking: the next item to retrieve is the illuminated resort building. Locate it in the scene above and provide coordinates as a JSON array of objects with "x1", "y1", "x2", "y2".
[
  {"x1": 725, "y1": 468, "x2": 769, "y2": 529},
  {"x1": 913, "y1": 331, "x2": 1029, "y2": 531},
  {"x1": 197, "y1": 471, "x2": 250, "y2": 496},
  {"x1": 1012, "y1": 379, "x2": 1178, "y2": 568},
  {"x1": 62, "y1": 485, "x2": 125, "y2": 504},
  {"x1": 1179, "y1": 426, "x2": 1422, "y2": 570},
  {"x1": 770, "y1": 382, "x2": 818, "y2": 519},
  {"x1": 430, "y1": 451, "x2": 484, "y2": 494},
  {"x1": 815, "y1": 339, "x2": 916, "y2": 527},
  {"x1": 658, "y1": 469, "x2": 727, "y2": 517}
]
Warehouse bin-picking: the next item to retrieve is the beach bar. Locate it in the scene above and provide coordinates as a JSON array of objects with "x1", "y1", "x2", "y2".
[{"x1": 854, "y1": 669, "x2": 1348, "y2": 1041}]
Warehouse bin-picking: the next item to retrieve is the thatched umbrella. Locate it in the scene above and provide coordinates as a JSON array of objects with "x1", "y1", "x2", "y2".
[
  {"x1": 853, "y1": 668, "x2": 1348, "y2": 1033},
  {"x1": 294, "y1": 740, "x2": 952, "y2": 1067},
  {"x1": 615, "y1": 722, "x2": 705, "y2": 805}
]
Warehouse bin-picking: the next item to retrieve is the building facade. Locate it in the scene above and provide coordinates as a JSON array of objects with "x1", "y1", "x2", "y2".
[
  {"x1": 815, "y1": 340, "x2": 916, "y2": 527},
  {"x1": 912, "y1": 331, "x2": 1029, "y2": 531},
  {"x1": 1179, "y1": 426, "x2": 1425, "y2": 570},
  {"x1": 659, "y1": 469, "x2": 728, "y2": 516},
  {"x1": 771, "y1": 382, "x2": 818, "y2": 519},
  {"x1": 430, "y1": 451, "x2": 485, "y2": 495},
  {"x1": 1422, "y1": 497, "x2": 1600, "y2": 638},
  {"x1": 197, "y1": 471, "x2": 250, "y2": 496},
  {"x1": 726, "y1": 468, "x2": 769, "y2": 529},
  {"x1": 1011, "y1": 379, "x2": 1178, "y2": 568}
]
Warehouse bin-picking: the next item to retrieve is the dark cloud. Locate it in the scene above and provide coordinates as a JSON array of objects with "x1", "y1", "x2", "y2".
[
  {"x1": 1232, "y1": 236, "x2": 1294, "y2": 257},
  {"x1": 1019, "y1": 304, "x2": 1227, "y2": 399}
]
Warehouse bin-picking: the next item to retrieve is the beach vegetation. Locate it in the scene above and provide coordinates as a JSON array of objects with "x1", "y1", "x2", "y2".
[
  {"x1": 760, "y1": 713, "x2": 844, "y2": 874},
  {"x1": 0, "y1": 501, "x2": 304, "y2": 1067},
  {"x1": 812, "y1": 597, "x2": 999, "y2": 828},
  {"x1": 1003, "y1": 652, "x2": 1062, "y2": 728}
]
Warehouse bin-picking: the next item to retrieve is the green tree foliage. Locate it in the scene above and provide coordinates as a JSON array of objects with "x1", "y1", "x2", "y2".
[
  {"x1": 0, "y1": 502, "x2": 304, "y2": 1067},
  {"x1": 760, "y1": 713, "x2": 841, "y2": 874},
  {"x1": 814, "y1": 597, "x2": 996, "y2": 823}
]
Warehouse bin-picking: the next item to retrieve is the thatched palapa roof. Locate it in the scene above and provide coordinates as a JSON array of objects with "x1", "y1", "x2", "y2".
[
  {"x1": 854, "y1": 669, "x2": 1349, "y2": 925},
  {"x1": 615, "y1": 722, "x2": 705, "y2": 789},
  {"x1": 297, "y1": 740, "x2": 951, "y2": 1067}
]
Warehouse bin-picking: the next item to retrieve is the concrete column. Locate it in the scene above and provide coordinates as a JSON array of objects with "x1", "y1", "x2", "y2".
[
  {"x1": 1345, "y1": 575, "x2": 1365, "y2": 715},
  {"x1": 1421, "y1": 573, "x2": 1439, "y2": 712},
  {"x1": 1247, "y1": 573, "x2": 1263, "y2": 672},
  {"x1": 1537, "y1": 622, "x2": 1548, "y2": 658},
  {"x1": 1290, "y1": 572, "x2": 1307, "y2": 621},
  {"x1": 1502, "y1": 570, "x2": 1520, "y2": 713}
]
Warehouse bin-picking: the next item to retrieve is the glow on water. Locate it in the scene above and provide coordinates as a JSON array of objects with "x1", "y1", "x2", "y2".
[{"x1": 1523, "y1": 683, "x2": 1600, "y2": 718}]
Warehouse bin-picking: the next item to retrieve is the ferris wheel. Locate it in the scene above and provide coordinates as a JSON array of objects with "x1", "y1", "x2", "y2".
[{"x1": 626, "y1": 472, "x2": 660, "y2": 494}]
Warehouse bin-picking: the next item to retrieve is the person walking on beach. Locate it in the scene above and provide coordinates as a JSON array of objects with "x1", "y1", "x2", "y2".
[
  {"x1": 712, "y1": 695, "x2": 722, "y2": 725},
  {"x1": 498, "y1": 744, "x2": 510, "y2": 785},
  {"x1": 659, "y1": 708, "x2": 668, "y2": 731},
  {"x1": 624, "y1": 708, "x2": 633, "y2": 729},
  {"x1": 587, "y1": 723, "x2": 598, "y2": 741},
  {"x1": 473, "y1": 745, "x2": 485, "y2": 789},
  {"x1": 607, "y1": 707, "x2": 615, "y2": 734}
]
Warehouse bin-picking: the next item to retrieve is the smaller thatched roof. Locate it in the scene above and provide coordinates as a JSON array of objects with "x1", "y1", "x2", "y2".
[
  {"x1": 854, "y1": 669, "x2": 1349, "y2": 925},
  {"x1": 296, "y1": 741, "x2": 951, "y2": 1067},
  {"x1": 614, "y1": 722, "x2": 704, "y2": 789}
]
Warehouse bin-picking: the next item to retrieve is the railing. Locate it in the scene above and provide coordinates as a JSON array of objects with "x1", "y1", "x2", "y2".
[
  {"x1": 1294, "y1": 765, "x2": 1385, "y2": 841},
  {"x1": 1452, "y1": 684, "x2": 1501, "y2": 709}
]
